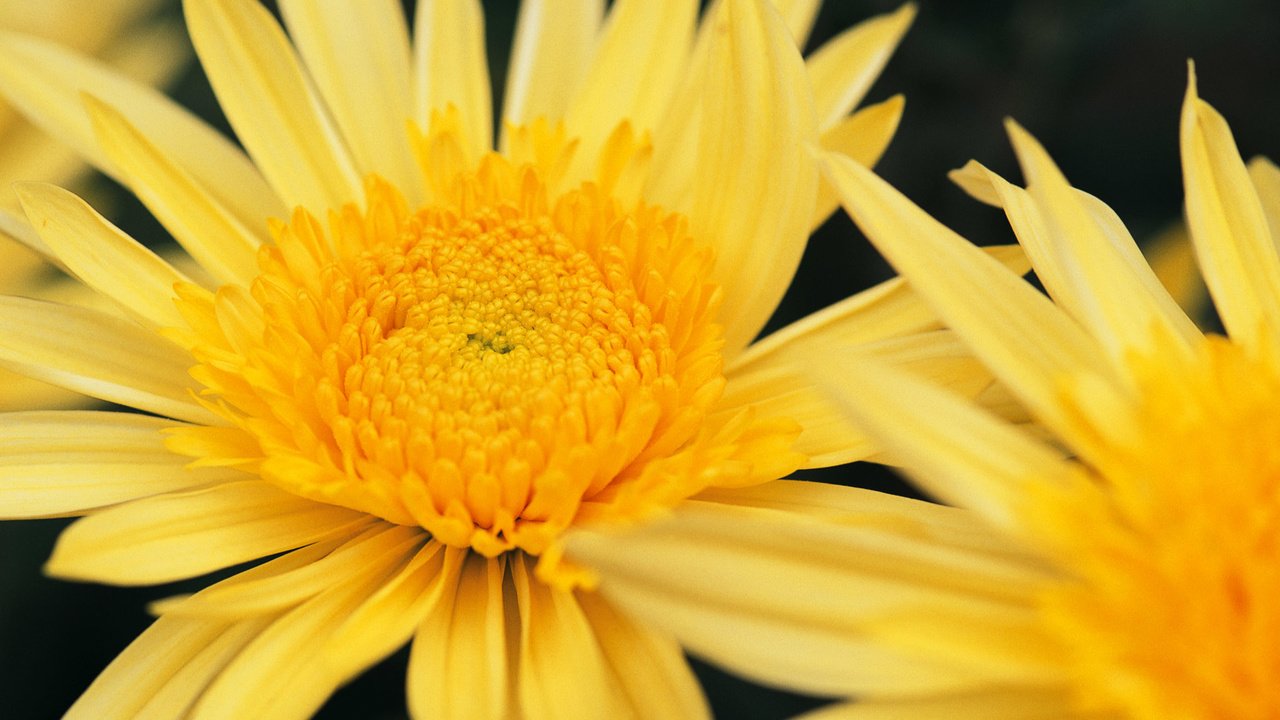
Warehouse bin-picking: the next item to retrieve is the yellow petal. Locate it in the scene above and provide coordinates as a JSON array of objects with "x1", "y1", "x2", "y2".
[
  {"x1": 820, "y1": 151, "x2": 1122, "y2": 446},
  {"x1": 278, "y1": 0, "x2": 421, "y2": 203},
  {"x1": 408, "y1": 550, "x2": 511, "y2": 719},
  {"x1": 1002, "y1": 121, "x2": 1200, "y2": 360},
  {"x1": 690, "y1": 0, "x2": 819, "y2": 357},
  {"x1": 513, "y1": 555, "x2": 629, "y2": 719},
  {"x1": 564, "y1": 496, "x2": 1047, "y2": 697},
  {"x1": 0, "y1": 295, "x2": 216, "y2": 424},
  {"x1": 15, "y1": 182, "x2": 193, "y2": 328},
  {"x1": 563, "y1": 0, "x2": 697, "y2": 175},
  {"x1": 502, "y1": 0, "x2": 603, "y2": 132},
  {"x1": 0, "y1": 411, "x2": 234, "y2": 519},
  {"x1": 815, "y1": 352, "x2": 1076, "y2": 533},
  {"x1": 774, "y1": 0, "x2": 823, "y2": 47},
  {"x1": 1247, "y1": 155, "x2": 1280, "y2": 254},
  {"x1": 577, "y1": 592, "x2": 711, "y2": 719},
  {"x1": 0, "y1": 211, "x2": 62, "y2": 274},
  {"x1": 812, "y1": 94, "x2": 905, "y2": 230},
  {"x1": 66, "y1": 614, "x2": 273, "y2": 720},
  {"x1": 47, "y1": 480, "x2": 368, "y2": 585},
  {"x1": 0, "y1": 29, "x2": 282, "y2": 232},
  {"x1": 413, "y1": 0, "x2": 493, "y2": 160},
  {"x1": 806, "y1": 3, "x2": 915, "y2": 131},
  {"x1": 1180, "y1": 68, "x2": 1280, "y2": 352},
  {"x1": 185, "y1": 0, "x2": 361, "y2": 212},
  {"x1": 797, "y1": 688, "x2": 1076, "y2": 720}
]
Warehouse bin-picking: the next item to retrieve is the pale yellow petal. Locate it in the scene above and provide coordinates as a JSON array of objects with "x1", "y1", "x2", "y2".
[
  {"x1": 690, "y1": 0, "x2": 819, "y2": 357},
  {"x1": 502, "y1": 0, "x2": 603, "y2": 133},
  {"x1": 1247, "y1": 155, "x2": 1280, "y2": 254},
  {"x1": 0, "y1": 210, "x2": 62, "y2": 273},
  {"x1": 0, "y1": 29, "x2": 282, "y2": 232},
  {"x1": 806, "y1": 3, "x2": 915, "y2": 131},
  {"x1": 812, "y1": 95, "x2": 904, "y2": 230},
  {"x1": 66, "y1": 614, "x2": 273, "y2": 720},
  {"x1": 189, "y1": 545, "x2": 413, "y2": 720},
  {"x1": 279, "y1": 0, "x2": 421, "y2": 204},
  {"x1": 815, "y1": 352, "x2": 1076, "y2": 532},
  {"x1": 775, "y1": 0, "x2": 823, "y2": 46},
  {"x1": 413, "y1": 0, "x2": 493, "y2": 160},
  {"x1": 1002, "y1": 121, "x2": 1200, "y2": 359},
  {"x1": 1180, "y1": 69, "x2": 1280, "y2": 351},
  {"x1": 821, "y1": 151, "x2": 1123, "y2": 445},
  {"x1": 85, "y1": 94, "x2": 261, "y2": 286},
  {"x1": 408, "y1": 550, "x2": 511, "y2": 719},
  {"x1": 562, "y1": 0, "x2": 697, "y2": 176},
  {"x1": 15, "y1": 182, "x2": 193, "y2": 328},
  {"x1": 185, "y1": 0, "x2": 361, "y2": 212},
  {"x1": 512, "y1": 555, "x2": 628, "y2": 719},
  {"x1": 565, "y1": 497, "x2": 1048, "y2": 696},
  {"x1": 798, "y1": 688, "x2": 1077, "y2": 720},
  {"x1": 47, "y1": 480, "x2": 368, "y2": 585},
  {"x1": 0, "y1": 296, "x2": 216, "y2": 424},
  {"x1": 577, "y1": 591, "x2": 711, "y2": 720},
  {"x1": 0, "y1": 411, "x2": 235, "y2": 519}
]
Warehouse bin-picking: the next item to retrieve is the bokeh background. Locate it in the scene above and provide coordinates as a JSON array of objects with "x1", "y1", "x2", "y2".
[{"x1": 3, "y1": 0, "x2": 1279, "y2": 717}]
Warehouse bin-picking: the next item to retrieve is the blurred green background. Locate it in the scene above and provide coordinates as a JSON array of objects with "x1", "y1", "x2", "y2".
[{"x1": 2, "y1": 0, "x2": 1279, "y2": 717}]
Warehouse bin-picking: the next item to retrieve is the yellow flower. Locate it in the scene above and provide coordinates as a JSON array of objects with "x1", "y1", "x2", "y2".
[
  {"x1": 0, "y1": 0, "x2": 1004, "y2": 717},
  {"x1": 0, "y1": 0, "x2": 187, "y2": 410},
  {"x1": 823, "y1": 68, "x2": 1275, "y2": 717}
]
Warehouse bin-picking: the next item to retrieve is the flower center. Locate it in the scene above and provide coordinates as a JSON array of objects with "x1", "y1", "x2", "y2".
[
  {"x1": 1039, "y1": 335, "x2": 1280, "y2": 719},
  {"x1": 170, "y1": 121, "x2": 801, "y2": 561}
]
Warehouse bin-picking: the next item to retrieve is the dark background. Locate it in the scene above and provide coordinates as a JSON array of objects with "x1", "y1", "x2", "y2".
[{"x1": 3, "y1": 1, "x2": 1278, "y2": 717}]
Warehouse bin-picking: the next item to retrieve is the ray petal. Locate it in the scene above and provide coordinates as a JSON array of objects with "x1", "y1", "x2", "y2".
[
  {"x1": 806, "y1": 4, "x2": 915, "y2": 131},
  {"x1": 797, "y1": 688, "x2": 1077, "y2": 720},
  {"x1": 46, "y1": 480, "x2": 369, "y2": 585},
  {"x1": 812, "y1": 95, "x2": 905, "y2": 230},
  {"x1": 502, "y1": 0, "x2": 603, "y2": 133},
  {"x1": 413, "y1": 0, "x2": 493, "y2": 160},
  {"x1": 1248, "y1": 155, "x2": 1280, "y2": 255},
  {"x1": 185, "y1": 0, "x2": 361, "y2": 212},
  {"x1": 1180, "y1": 69, "x2": 1280, "y2": 351}
]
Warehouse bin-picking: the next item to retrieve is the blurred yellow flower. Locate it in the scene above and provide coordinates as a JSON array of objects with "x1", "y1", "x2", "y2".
[{"x1": 0, "y1": 0, "x2": 1018, "y2": 717}]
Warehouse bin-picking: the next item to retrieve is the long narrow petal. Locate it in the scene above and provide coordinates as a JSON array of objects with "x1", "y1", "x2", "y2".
[
  {"x1": 502, "y1": 0, "x2": 603, "y2": 132},
  {"x1": 0, "y1": 411, "x2": 235, "y2": 519},
  {"x1": 815, "y1": 352, "x2": 1076, "y2": 533},
  {"x1": 46, "y1": 480, "x2": 368, "y2": 585},
  {"x1": 821, "y1": 151, "x2": 1122, "y2": 446},
  {"x1": 66, "y1": 614, "x2": 274, "y2": 720},
  {"x1": 407, "y1": 551, "x2": 512, "y2": 719},
  {"x1": 775, "y1": 0, "x2": 823, "y2": 46},
  {"x1": 812, "y1": 95, "x2": 905, "y2": 230},
  {"x1": 565, "y1": 497, "x2": 1050, "y2": 697},
  {"x1": 1002, "y1": 122, "x2": 1199, "y2": 359},
  {"x1": 1180, "y1": 68, "x2": 1280, "y2": 352},
  {"x1": 690, "y1": 0, "x2": 819, "y2": 357},
  {"x1": 1248, "y1": 155, "x2": 1280, "y2": 251},
  {"x1": 799, "y1": 688, "x2": 1076, "y2": 720},
  {"x1": 0, "y1": 29, "x2": 282, "y2": 232},
  {"x1": 577, "y1": 592, "x2": 710, "y2": 719},
  {"x1": 279, "y1": 0, "x2": 421, "y2": 202},
  {"x1": 85, "y1": 94, "x2": 262, "y2": 286},
  {"x1": 15, "y1": 182, "x2": 192, "y2": 328},
  {"x1": 413, "y1": 0, "x2": 493, "y2": 159},
  {"x1": 0, "y1": 296, "x2": 216, "y2": 424},
  {"x1": 185, "y1": 0, "x2": 361, "y2": 212},
  {"x1": 806, "y1": 4, "x2": 915, "y2": 131},
  {"x1": 513, "y1": 556, "x2": 628, "y2": 719},
  {"x1": 562, "y1": 0, "x2": 697, "y2": 168}
]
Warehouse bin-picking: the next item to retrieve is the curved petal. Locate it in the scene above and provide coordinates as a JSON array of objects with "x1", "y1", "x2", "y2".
[
  {"x1": 413, "y1": 0, "x2": 492, "y2": 160},
  {"x1": 806, "y1": 3, "x2": 916, "y2": 131},
  {"x1": 15, "y1": 182, "x2": 193, "y2": 328},
  {"x1": 279, "y1": 0, "x2": 422, "y2": 202},
  {"x1": 1180, "y1": 68, "x2": 1280, "y2": 352},
  {"x1": 689, "y1": 0, "x2": 819, "y2": 357},
  {"x1": 46, "y1": 480, "x2": 369, "y2": 585},
  {"x1": 0, "y1": 295, "x2": 216, "y2": 424},
  {"x1": 0, "y1": 29, "x2": 282, "y2": 232},
  {"x1": 502, "y1": 0, "x2": 603, "y2": 133},
  {"x1": 0, "y1": 411, "x2": 235, "y2": 519},
  {"x1": 185, "y1": 0, "x2": 361, "y2": 212},
  {"x1": 812, "y1": 94, "x2": 905, "y2": 230}
]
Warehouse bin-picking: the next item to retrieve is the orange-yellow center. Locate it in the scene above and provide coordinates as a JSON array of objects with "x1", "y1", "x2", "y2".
[
  {"x1": 1040, "y1": 335, "x2": 1280, "y2": 720},
  {"x1": 169, "y1": 122, "x2": 801, "y2": 561}
]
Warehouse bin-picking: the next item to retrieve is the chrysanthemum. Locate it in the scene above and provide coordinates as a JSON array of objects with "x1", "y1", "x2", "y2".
[
  {"x1": 565, "y1": 69, "x2": 1280, "y2": 718},
  {"x1": 0, "y1": 0, "x2": 186, "y2": 410},
  {"x1": 0, "y1": 0, "x2": 1013, "y2": 716}
]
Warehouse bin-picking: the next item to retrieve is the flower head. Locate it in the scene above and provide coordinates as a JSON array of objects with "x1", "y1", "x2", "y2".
[
  {"x1": 0, "y1": 0, "x2": 956, "y2": 716},
  {"x1": 788, "y1": 67, "x2": 1280, "y2": 718}
]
